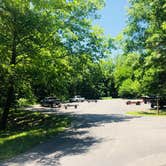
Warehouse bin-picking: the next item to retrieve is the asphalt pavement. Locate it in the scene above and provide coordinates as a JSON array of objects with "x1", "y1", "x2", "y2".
[{"x1": 1, "y1": 99, "x2": 166, "y2": 166}]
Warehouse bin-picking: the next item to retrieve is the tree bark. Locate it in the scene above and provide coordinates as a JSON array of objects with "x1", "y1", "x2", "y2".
[
  {"x1": 0, "y1": 31, "x2": 16, "y2": 130},
  {"x1": 0, "y1": 83, "x2": 14, "y2": 130}
]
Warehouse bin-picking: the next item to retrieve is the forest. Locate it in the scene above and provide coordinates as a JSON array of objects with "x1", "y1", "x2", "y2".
[{"x1": 0, "y1": 0, "x2": 166, "y2": 130}]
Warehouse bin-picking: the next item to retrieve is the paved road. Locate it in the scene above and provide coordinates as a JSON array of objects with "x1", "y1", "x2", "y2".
[{"x1": 1, "y1": 99, "x2": 166, "y2": 166}]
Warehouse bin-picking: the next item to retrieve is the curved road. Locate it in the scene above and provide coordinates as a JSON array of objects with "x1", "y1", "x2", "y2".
[{"x1": 1, "y1": 99, "x2": 166, "y2": 166}]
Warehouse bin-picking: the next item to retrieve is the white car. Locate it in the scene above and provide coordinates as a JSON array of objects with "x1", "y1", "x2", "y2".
[{"x1": 70, "y1": 95, "x2": 85, "y2": 102}]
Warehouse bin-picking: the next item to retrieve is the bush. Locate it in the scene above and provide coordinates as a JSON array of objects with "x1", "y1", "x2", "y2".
[
  {"x1": 118, "y1": 79, "x2": 140, "y2": 98},
  {"x1": 17, "y1": 98, "x2": 36, "y2": 107}
]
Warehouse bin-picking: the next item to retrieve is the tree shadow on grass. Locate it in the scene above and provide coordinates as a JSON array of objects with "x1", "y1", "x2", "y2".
[
  {"x1": 1, "y1": 113, "x2": 139, "y2": 166},
  {"x1": 145, "y1": 107, "x2": 166, "y2": 115},
  {"x1": 24, "y1": 106, "x2": 61, "y2": 113}
]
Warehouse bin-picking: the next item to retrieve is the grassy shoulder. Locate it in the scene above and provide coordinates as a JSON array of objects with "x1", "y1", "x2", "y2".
[
  {"x1": 0, "y1": 109, "x2": 71, "y2": 161},
  {"x1": 101, "y1": 97, "x2": 112, "y2": 100},
  {"x1": 127, "y1": 110, "x2": 166, "y2": 116}
]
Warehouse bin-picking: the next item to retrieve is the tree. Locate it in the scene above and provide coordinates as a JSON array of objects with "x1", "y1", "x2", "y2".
[
  {"x1": 114, "y1": 53, "x2": 141, "y2": 98},
  {"x1": 122, "y1": 0, "x2": 166, "y2": 97},
  {"x1": 0, "y1": 0, "x2": 107, "y2": 129},
  {"x1": 66, "y1": 25, "x2": 114, "y2": 99},
  {"x1": 98, "y1": 58, "x2": 117, "y2": 97}
]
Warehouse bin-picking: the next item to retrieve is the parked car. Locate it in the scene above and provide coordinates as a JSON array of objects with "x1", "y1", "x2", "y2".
[
  {"x1": 142, "y1": 96, "x2": 166, "y2": 108},
  {"x1": 70, "y1": 95, "x2": 85, "y2": 102},
  {"x1": 41, "y1": 97, "x2": 61, "y2": 108}
]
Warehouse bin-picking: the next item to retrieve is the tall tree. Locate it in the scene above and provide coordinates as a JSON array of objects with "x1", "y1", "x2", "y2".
[
  {"x1": 114, "y1": 53, "x2": 141, "y2": 98},
  {"x1": 122, "y1": 0, "x2": 166, "y2": 96},
  {"x1": 0, "y1": 0, "x2": 107, "y2": 129}
]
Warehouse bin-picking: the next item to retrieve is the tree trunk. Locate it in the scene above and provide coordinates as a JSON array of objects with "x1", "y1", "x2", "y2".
[
  {"x1": 0, "y1": 31, "x2": 16, "y2": 130},
  {"x1": 0, "y1": 84, "x2": 14, "y2": 130}
]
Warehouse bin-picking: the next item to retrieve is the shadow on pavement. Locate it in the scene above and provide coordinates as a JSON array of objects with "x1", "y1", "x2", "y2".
[
  {"x1": 1, "y1": 113, "x2": 139, "y2": 166},
  {"x1": 70, "y1": 113, "x2": 138, "y2": 129}
]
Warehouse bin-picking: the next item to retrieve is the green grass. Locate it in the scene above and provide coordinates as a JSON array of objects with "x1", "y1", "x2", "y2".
[
  {"x1": 127, "y1": 110, "x2": 166, "y2": 116},
  {"x1": 101, "y1": 96, "x2": 112, "y2": 100},
  {"x1": 0, "y1": 109, "x2": 71, "y2": 161}
]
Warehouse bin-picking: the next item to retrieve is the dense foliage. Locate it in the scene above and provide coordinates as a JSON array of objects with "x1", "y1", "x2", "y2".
[
  {"x1": 0, "y1": 0, "x2": 115, "y2": 129},
  {"x1": 1, "y1": 0, "x2": 165, "y2": 129},
  {"x1": 114, "y1": 0, "x2": 166, "y2": 98}
]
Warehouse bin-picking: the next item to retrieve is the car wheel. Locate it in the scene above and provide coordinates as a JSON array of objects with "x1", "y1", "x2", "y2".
[{"x1": 151, "y1": 103, "x2": 154, "y2": 108}]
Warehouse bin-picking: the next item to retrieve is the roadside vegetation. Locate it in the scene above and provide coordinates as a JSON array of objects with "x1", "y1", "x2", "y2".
[
  {"x1": 127, "y1": 110, "x2": 166, "y2": 116},
  {"x1": 114, "y1": 0, "x2": 166, "y2": 98},
  {"x1": 0, "y1": 109, "x2": 71, "y2": 161},
  {"x1": 0, "y1": 0, "x2": 114, "y2": 130},
  {"x1": 101, "y1": 97, "x2": 113, "y2": 100}
]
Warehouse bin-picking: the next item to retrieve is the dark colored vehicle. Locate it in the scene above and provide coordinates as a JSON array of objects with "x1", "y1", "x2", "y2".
[
  {"x1": 41, "y1": 97, "x2": 61, "y2": 108},
  {"x1": 142, "y1": 96, "x2": 166, "y2": 108}
]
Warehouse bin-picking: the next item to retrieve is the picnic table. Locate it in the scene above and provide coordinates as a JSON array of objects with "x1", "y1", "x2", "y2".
[
  {"x1": 64, "y1": 104, "x2": 78, "y2": 109},
  {"x1": 126, "y1": 100, "x2": 142, "y2": 105}
]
